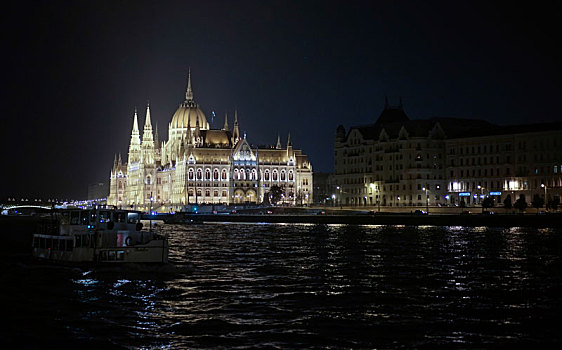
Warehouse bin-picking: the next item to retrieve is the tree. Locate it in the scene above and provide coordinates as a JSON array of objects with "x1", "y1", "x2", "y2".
[
  {"x1": 269, "y1": 185, "x2": 284, "y2": 205},
  {"x1": 482, "y1": 197, "x2": 494, "y2": 212},
  {"x1": 503, "y1": 195, "x2": 512, "y2": 210},
  {"x1": 513, "y1": 194, "x2": 527, "y2": 213},
  {"x1": 548, "y1": 197, "x2": 560, "y2": 211},
  {"x1": 531, "y1": 194, "x2": 545, "y2": 211}
]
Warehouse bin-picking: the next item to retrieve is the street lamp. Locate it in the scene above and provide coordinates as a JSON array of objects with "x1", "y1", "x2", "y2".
[
  {"x1": 541, "y1": 184, "x2": 548, "y2": 210},
  {"x1": 422, "y1": 187, "x2": 429, "y2": 213},
  {"x1": 370, "y1": 183, "x2": 380, "y2": 212}
]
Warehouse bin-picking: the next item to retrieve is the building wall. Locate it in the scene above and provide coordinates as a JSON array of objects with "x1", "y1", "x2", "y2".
[{"x1": 334, "y1": 104, "x2": 562, "y2": 209}]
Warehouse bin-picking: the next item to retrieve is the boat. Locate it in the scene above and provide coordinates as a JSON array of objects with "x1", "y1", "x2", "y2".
[{"x1": 31, "y1": 208, "x2": 168, "y2": 264}]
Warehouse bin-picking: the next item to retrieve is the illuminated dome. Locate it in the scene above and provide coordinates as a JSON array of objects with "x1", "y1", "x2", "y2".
[
  {"x1": 170, "y1": 70, "x2": 209, "y2": 130},
  {"x1": 170, "y1": 102, "x2": 209, "y2": 130}
]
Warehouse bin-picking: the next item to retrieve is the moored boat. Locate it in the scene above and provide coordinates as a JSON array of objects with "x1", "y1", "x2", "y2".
[{"x1": 32, "y1": 208, "x2": 168, "y2": 264}]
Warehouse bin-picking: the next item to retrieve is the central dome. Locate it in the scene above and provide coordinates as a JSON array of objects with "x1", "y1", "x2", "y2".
[
  {"x1": 170, "y1": 70, "x2": 209, "y2": 130},
  {"x1": 170, "y1": 101, "x2": 209, "y2": 130}
]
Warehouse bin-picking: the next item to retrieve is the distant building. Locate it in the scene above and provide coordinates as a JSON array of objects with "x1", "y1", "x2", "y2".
[
  {"x1": 87, "y1": 182, "x2": 108, "y2": 200},
  {"x1": 334, "y1": 98, "x2": 562, "y2": 208},
  {"x1": 312, "y1": 172, "x2": 332, "y2": 205},
  {"x1": 108, "y1": 71, "x2": 313, "y2": 211}
]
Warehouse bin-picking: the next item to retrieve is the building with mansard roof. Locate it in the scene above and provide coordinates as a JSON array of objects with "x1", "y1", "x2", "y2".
[
  {"x1": 107, "y1": 71, "x2": 313, "y2": 211},
  {"x1": 334, "y1": 98, "x2": 562, "y2": 209}
]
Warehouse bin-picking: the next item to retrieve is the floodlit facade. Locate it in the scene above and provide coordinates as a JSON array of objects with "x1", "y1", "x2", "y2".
[
  {"x1": 108, "y1": 72, "x2": 313, "y2": 211},
  {"x1": 334, "y1": 99, "x2": 562, "y2": 208}
]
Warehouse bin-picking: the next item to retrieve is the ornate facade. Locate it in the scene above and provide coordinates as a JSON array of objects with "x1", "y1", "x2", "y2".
[
  {"x1": 108, "y1": 72, "x2": 313, "y2": 211},
  {"x1": 334, "y1": 99, "x2": 562, "y2": 208}
]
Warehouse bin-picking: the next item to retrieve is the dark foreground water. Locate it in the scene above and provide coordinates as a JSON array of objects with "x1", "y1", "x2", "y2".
[{"x1": 2, "y1": 223, "x2": 562, "y2": 349}]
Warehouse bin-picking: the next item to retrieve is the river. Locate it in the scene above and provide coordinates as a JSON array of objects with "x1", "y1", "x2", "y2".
[{"x1": 1, "y1": 223, "x2": 561, "y2": 348}]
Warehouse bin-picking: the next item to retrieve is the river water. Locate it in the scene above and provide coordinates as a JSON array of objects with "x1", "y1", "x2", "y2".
[{"x1": 1, "y1": 223, "x2": 562, "y2": 348}]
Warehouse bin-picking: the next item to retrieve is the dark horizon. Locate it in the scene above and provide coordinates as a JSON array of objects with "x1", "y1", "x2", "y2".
[{"x1": 2, "y1": 0, "x2": 562, "y2": 200}]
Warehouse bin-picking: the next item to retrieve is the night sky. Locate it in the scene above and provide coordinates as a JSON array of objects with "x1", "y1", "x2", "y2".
[{"x1": 2, "y1": 0, "x2": 561, "y2": 200}]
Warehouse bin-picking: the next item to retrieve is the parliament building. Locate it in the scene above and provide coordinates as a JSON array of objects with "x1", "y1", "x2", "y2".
[{"x1": 107, "y1": 72, "x2": 313, "y2": 211}]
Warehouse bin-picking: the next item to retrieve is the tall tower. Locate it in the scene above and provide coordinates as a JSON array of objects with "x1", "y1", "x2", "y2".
[
  {"x1": 232, "y1": 109, "x2": 240, "y2": 144},
  {"x1": 141, "y1": 103, "x2": 155, "y2": 164},
  {"x1": 128, "y1": 109, "x2": 141, "y2": 164}
]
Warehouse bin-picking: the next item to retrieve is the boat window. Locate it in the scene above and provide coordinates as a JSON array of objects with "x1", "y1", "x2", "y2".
[
  {"x1": 115, "y1": 212, "x2": 126, "y2": 223},
  {"x1": 127, "y1": 212, "x2": 139, "y2": 224},
  {"x1": 99, "y1": 211, "x2": 111, "y2": 223},
  {"x1": 108, "y1": 250, "x2": 116, "y2": 261},
  {"x1": 117, "y1": 251, "x2": 125, "y2": 260},
  {"x1": 80, "y1": 211, "x2": 90, "y2": 225},
  {"x1": 70, "y1": 211, "x2": 80, "y2": 225},
  {"x1": 60, "y1": 212, "x2": 70, "y2": 224}
]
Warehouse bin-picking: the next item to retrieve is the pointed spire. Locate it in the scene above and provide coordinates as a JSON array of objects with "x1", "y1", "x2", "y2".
[
  {"x1": 287, "y1": 133, "x2": 292, "y2": 147},
  {"x1": 233, "y1": 109, "x2": 240, "y2": 143},
  {"x1": 142, "y1": 102, "x2": 154, "y2": 145},
  {"x1": 154, "y1": 123, "x2": 160, "y2": 147},
  {"x1": 276, "y1": 134, "x2": 281, "y2": 149},
  {"x1": 185, "y1": 68, "x2": 193, "y2": 101},
  {"x1": 144, "y1": 101, "x2": 152, "y2": 128},
  {"x1": 118, "y1": 153, "x2": 122, "y2": 165},
  {"x1": 130, "y1": 108, "x2": 141, "y2": 146},
  {"x1": 223, "y1": 112, "x2": 229, "y2": 131},
  {"x1": 132, "y1": 108, "x2": 139, "y2": 133}
]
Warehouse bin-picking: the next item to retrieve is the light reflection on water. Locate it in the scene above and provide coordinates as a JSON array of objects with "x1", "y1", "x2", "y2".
[{"x1": 1, "y1": 223, "x2": 562, "y2": 348}]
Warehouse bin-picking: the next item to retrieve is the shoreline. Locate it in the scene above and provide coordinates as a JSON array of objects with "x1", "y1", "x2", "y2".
[{"x1": 163, "y1": 212, "x2": 562, "y2": 228}]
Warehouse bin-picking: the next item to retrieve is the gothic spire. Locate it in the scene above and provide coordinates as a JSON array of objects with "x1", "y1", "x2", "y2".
[
  {"x1": 142, "y1": 102, "x2": 154, "y2": 145},
  {"x1": 185, "y1": 68, "x2": 193, "y2": 101},
  {"x1": 223, "y1": 112, "x2": 229, "y2": 131},
  {"x1": 276, "y1": 134, "x2": 281, "y2": 149},
  {"x1": 232, "y1": 109, "x2": 240, "y2": 143},
  {"x1": 130, "y1": 108, "x2": 141, "y2": 146},
  {"x1": 154, "y1": 123, "x2": 160, "y2": 147}
]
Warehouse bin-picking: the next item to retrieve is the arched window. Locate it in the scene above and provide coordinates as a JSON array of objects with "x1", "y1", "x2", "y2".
[
  {"x1": 205, "y1": 189, "x2": 210, "y2": 196},
  {"x1": 281, "y1": 170, "x2": 286, "y2": 181},
  {"x1": 289, "y1": 171, "x2": 294, "y2": 181},
  {"x1": 222, "y1": 169, "x2": 227, "y2": 180},
  {"x1": 214, "y1": 169, "x2": 219, "y2": 180},
  {"x1": 196, "y1": 189, "x2": 202, "y2": 197},
  {"x1": 188, "y1": 169, "x2": 194, "y2": 180},
  {"x1": 251, "y1": 169, "x2": 257, "y2": 180},
  {"x1": 205, "y1": 169, "x2": 211, "y2": 180},
  {"x1": 197, "y1": 169, "x2": 202, "y2": 180},
  {"x1": 265, "y1": 170, "x2": 270, "y2": 181},
  {"x1": 234, "y1": 169, "x2": 239, "y2": 180},
  {"x1": 273, "y1": 170, "x2": 278, "y2": 181}
]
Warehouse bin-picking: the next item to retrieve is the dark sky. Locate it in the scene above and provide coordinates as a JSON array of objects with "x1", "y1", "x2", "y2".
[{"x1": 2, "y1": 0, "x2": 561, "y2": 200}]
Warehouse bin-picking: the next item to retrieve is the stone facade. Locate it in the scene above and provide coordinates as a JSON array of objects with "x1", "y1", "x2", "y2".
[{"x1": 334, "y1": 99, "x2": 562, "y2": 209}]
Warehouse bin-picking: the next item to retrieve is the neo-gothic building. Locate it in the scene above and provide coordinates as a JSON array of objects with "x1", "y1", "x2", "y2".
[
  {"x1": 108, "y1": 72, "x2": 313, "y2": 211},
  {"x1": 334, "y1": 99, "x2": 562, "y2": 208}
]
